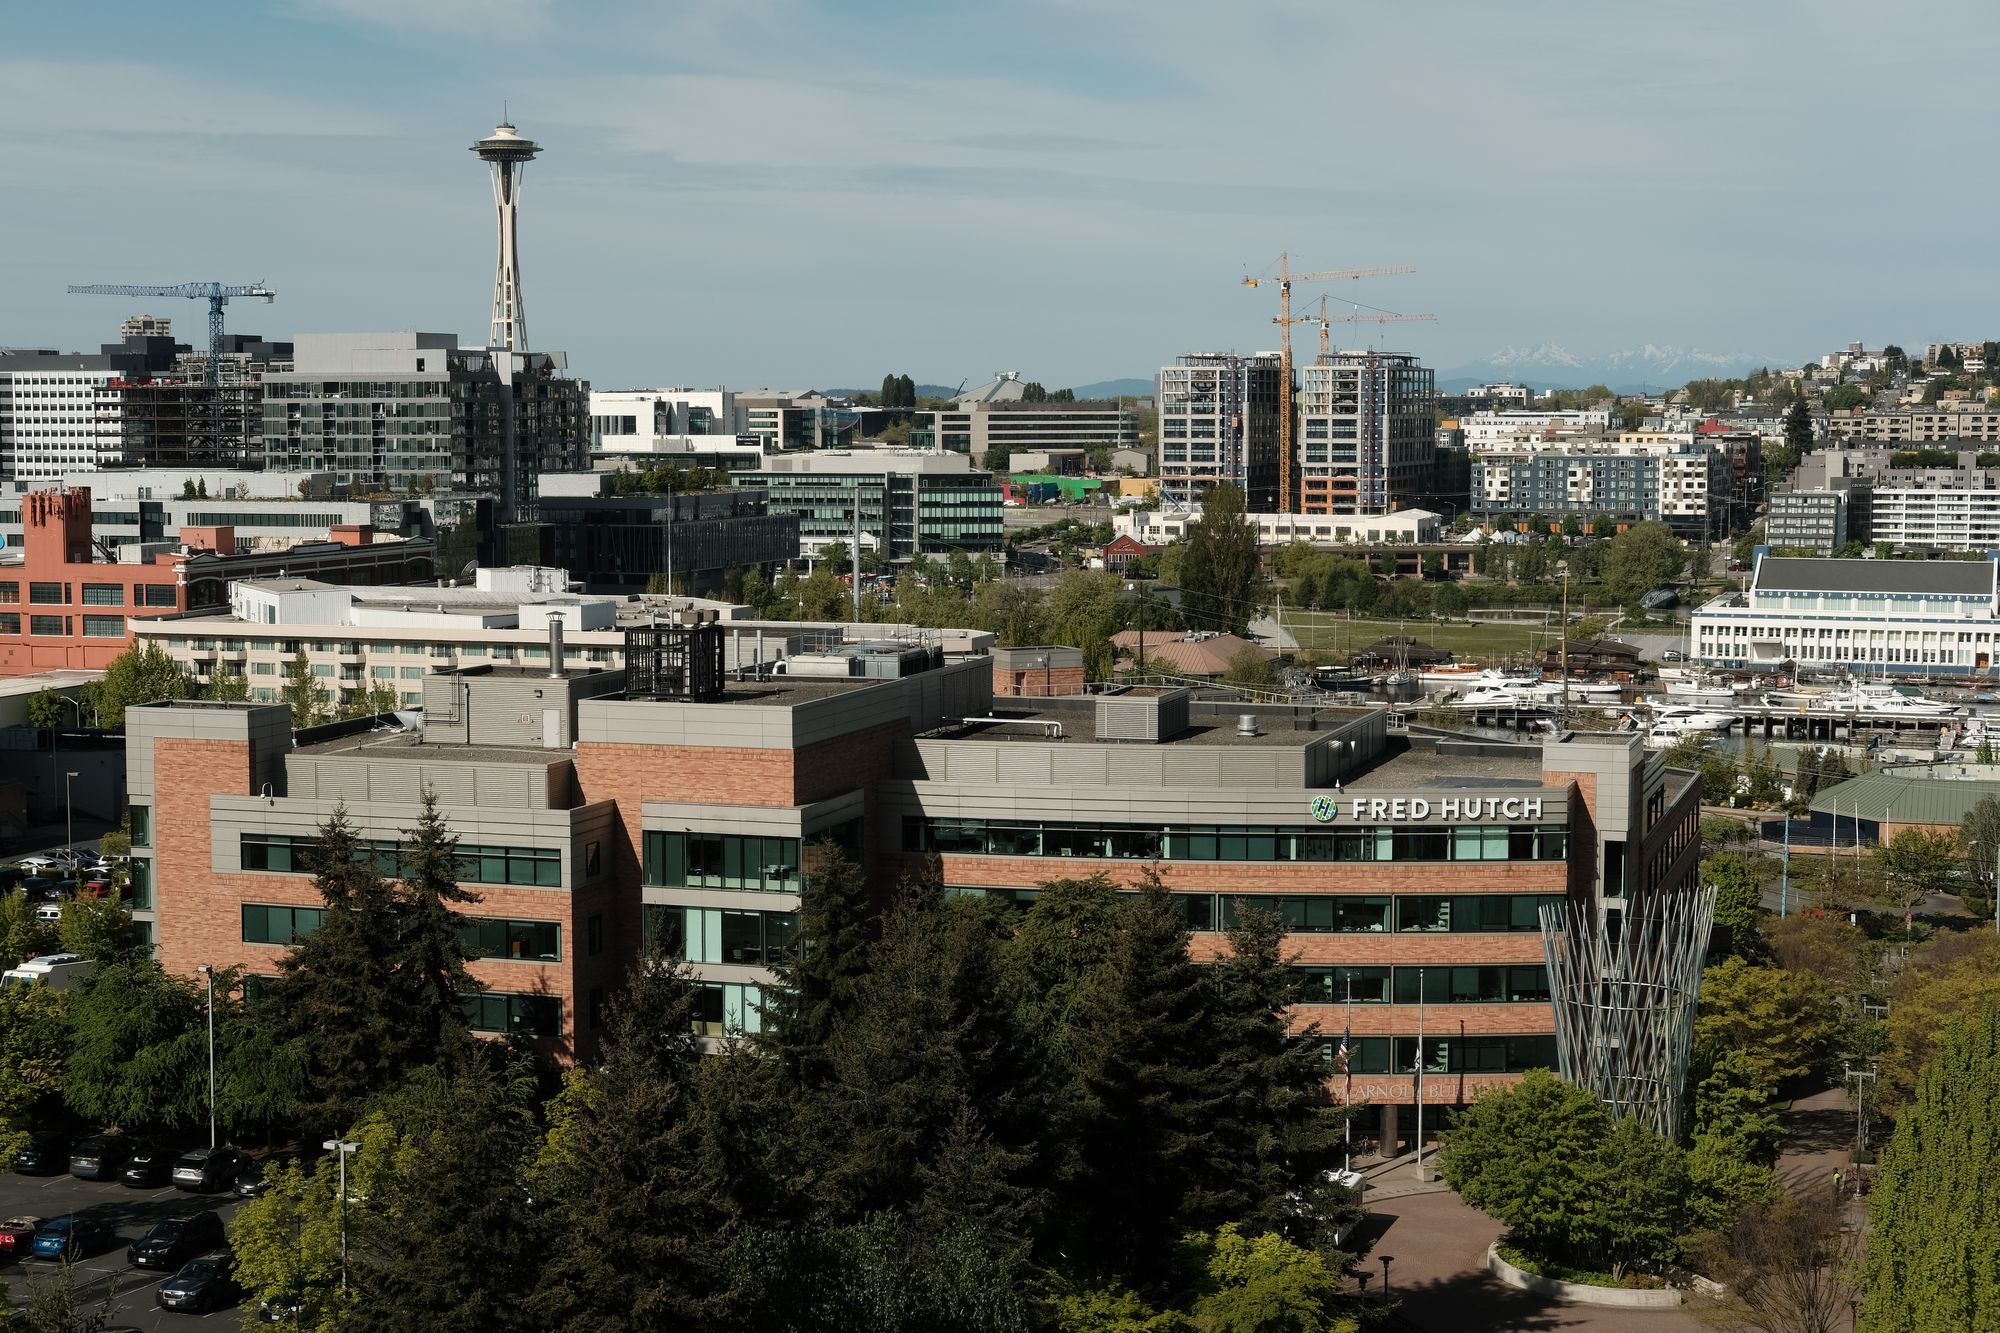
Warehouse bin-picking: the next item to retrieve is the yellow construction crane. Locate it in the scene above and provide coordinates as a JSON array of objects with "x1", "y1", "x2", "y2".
[
  {"x1": 1312, "y1": 294, "x2": 1435, "y2": 357},
  {"x1": 1243, "y1": 254, "x2": 1413, "y2": 513}
]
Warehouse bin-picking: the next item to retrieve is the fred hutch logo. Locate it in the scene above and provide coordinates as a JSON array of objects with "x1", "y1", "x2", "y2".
[{"x1": 1309, "y1": 795, "x2": 1545, "y2": 823}]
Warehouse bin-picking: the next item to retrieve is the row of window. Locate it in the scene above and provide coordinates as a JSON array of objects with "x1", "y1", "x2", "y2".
[
  {"x1": 955, "y1": 886, "x2": 1565, "y2": 935},
  {"x1": 643, "y1": 905, "x2": 798, "y2": 967},
  {"x1": 241, "y1": 902, "x2": 563, "y2": 960},
  {"x1": 1294, "y1": 964, "x2": 1551, "y2": 1005},
  {"x1": 1310, "y1": 1034, "x2": 1558, "y2": 1075},
  {"x1": 641, "y1": 821, "x2": 861, "y2": 893},
  {"x1": 0, "y1": 614, "x2": 126, "y2": 637},
  {"x1": 904, "y1": 818, "x2": 1569, "y2": 864},
  {"x1": 239, "y1": 833, "x2": 568, "y2": 886}
]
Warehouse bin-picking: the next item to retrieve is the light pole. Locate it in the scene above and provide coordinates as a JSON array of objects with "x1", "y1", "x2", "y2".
[
  {"x1": 63, "y1": 771, "x2": 78, "y2": 849},
  {"x1": 323, "y1": 1139, "x2": 360, "y2": 1289},
  {"x1": 197, "y1": 965, "x2": 216, "y2": 1149},
  {"x1": 1556, "y1": 559, "x2": 1570, "y2": 713},
  {"x1": 1379, "y1": 1254, "x2": 1394, "y2": 1296}
]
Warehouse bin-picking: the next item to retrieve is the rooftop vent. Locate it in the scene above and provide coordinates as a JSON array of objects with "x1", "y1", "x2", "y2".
[{"x1": 1237, "y1": 713, "x2": 1261, "y2": 737}]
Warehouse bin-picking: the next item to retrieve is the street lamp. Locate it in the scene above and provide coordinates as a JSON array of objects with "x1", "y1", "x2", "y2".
[
  {"x1": 63, "y1": 771, "x2": 78, "y2": 849},
  {"x1": 1555, "y1": 559, "x2": 1571, "y2": 713},
  {"x1": 1379, "y1": 1255, "x2": 1394, "y2": 1296},
  {"x1": 196, "y1": 965, "x2": 216, "y2": 1149},
  {"x1": 322, "y1": 1139, "x2": 361, "y2": 1290}
]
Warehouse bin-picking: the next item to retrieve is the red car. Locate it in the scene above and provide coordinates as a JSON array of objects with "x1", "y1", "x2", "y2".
[{"x1": 0, "y1": 1216, "x2": 45, "y2": 1260}]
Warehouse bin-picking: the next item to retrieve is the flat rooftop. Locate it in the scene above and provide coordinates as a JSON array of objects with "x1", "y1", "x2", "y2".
[
  {"x1": 1342, "y1": 742, "x2": 1549, "y2": 791},
  {"x1": 293, "y1": 729, "x2": 570, "y2": 764},
  {"x1": 939, "y1": 703, "x2": 1373, "y2": 747}
]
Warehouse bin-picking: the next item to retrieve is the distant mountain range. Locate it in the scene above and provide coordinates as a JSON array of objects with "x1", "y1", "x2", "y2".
[
  {"x1": 1068, "y1": 377, "x2": 1155, "y2": 399},
  {"x1": 1438, "y1": 343, "x2": 1780, "y2": 394}
]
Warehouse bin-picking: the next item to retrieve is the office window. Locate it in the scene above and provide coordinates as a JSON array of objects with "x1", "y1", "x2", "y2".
[
  {"x1": 129, "y1": 805, "x2": 151, "y2": 848},
  {"x1": 80, "y1": 584, "x2": 124, "y2": 607},
  {"x1": 456, "y1": 917, "x2": 560, "y2": 961},
  {"x1": 127, "y1": 858, "x2": 152, "y2": 910},
  {"x1": 242, "y1": 903, "x2": 325, "y2": 945},
  {"x1": 142, "y1": 586, "x2": 177, "y2": 607},
  {"x1": 82, "y1": 615, "x2": 123, "y2": 638},
  {"x1": 0, "y1": 615, "x2": 18, "y2": 635},
  {"x1": 461, "y1": 991, "x2": 562, "y2": 1038},
  {"x1": 694, "y1": 982, "x2": 764, "y2": 1037},
  {"x1": 1293, "y1": 965, "x2": 1390, "y2": 1004},
  {"x1": 29, "y1": 616, "x2": 65, "y2": 636},
  {"x1": 587, "y1": 913, "x2": 603, "y2": 956},
  {"x1": 644, "y1": 831, "x2": 799, "y2": 892},
  {"x1": 663, "y1": 907, "x2": 799, "y2": 966},
  {"x1": 0, "y1": 583, "x2": 16, "y2": 604},
  {"x1": 456, "y1": 844, "x2": 563, "y2": 887},
  {"x1": 28, "y1": 583, "x2": 62, "y2": 605}
]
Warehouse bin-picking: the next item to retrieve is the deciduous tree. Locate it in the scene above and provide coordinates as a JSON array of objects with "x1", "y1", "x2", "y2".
[{"x1": 1694, "y1": 957, "x2": 1841, "y2": 1089}]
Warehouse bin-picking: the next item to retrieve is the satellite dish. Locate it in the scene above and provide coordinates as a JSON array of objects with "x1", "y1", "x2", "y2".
[{"x1": 458, "y1": 560, "x2": 477, "y2": 582}]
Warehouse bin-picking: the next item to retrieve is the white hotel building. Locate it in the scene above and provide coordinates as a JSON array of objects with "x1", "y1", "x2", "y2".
[{"x1": 1690, "y1": 554, "x2": 2000, "y2": 676}]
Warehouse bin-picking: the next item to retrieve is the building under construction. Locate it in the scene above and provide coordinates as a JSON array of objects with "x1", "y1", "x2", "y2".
[
  {"x1": 91, "y1": 333, "x2": 293, "y2": 470},
  {"x1": 1297, "y1": 350, "x2": 1436, "y2": 516},
  {"x1": 1156, "y1": 353, "x2": 1283, "y2": 510}
]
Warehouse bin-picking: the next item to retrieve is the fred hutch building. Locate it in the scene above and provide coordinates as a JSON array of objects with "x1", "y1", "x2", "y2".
[{"x1": 125, "y1": 625, "x2": 1698, "y2": 1151}]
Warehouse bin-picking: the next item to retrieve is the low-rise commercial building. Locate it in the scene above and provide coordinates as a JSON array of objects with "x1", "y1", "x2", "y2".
[
  {"x1": 124, "y1": 643, "x2": 1699, "y2": 1146},
  {"x1": 739, "y1": 450, "x2": 1003, "y2": 561},
  {"x1": 1692, "y1": 554, "x2": 2000, "y2": 674},
  {"x1": 1115, "y1": 507, "x2": 1443, "y2": 547},
  {"x1": 918, "y1": 401, "x2": 1139, "y2": 466},
  {"x1": 531, "y1": 474, "x2": 799, "y2": 595},
  {"x1": 0, "y1": 487, "x2": 434, "y2": 676}
]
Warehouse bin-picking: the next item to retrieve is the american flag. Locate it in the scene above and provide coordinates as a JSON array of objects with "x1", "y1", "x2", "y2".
[{"x1": 1338, "y1": 1019, "x2": 1352, "y2": 1103}]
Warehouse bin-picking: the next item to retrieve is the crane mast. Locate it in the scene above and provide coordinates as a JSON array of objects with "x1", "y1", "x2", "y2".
[{"x1": 1243, "y1": 256, "x2": 1412, "y2": 513}]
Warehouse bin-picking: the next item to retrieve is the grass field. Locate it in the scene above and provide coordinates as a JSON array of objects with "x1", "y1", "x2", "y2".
[{"x1": 1281, "y1": 613, "x2": 1555, "y2": 662}]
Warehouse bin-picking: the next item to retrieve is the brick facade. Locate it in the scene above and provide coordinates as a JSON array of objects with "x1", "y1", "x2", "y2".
[{"x1": 993, "y1": 665, "x2": 1088, "y2": 698}]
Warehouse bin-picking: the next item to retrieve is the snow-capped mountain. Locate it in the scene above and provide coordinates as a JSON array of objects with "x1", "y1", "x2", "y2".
[{"x1": 1440, "y1": 343, "x2": 1776, "y2": 392}]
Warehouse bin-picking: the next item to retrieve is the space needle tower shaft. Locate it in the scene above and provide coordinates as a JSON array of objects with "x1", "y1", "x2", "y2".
[{"x1": 471, "y1": 119, "x2": 541, "y2": 352}]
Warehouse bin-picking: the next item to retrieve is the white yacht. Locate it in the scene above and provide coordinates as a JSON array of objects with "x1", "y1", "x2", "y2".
[
  {"x1": 1661, "y1": 674, "x2": 1748, "y2": 707},
  {"x1": 1818, "y1": 681, "x2": 1959, "y2": 719},
  {"x1": 1647, "y1": 706, "x2": 1738, "y2": 738},
  {"x1": 1453, "y1": 681, "x2": 1565, "y2": 708}
]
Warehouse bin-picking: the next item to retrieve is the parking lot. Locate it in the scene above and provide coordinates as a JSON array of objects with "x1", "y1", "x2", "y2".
[{"x1": 0, "y1": 1163, "x2": 245, "y2": 1327}]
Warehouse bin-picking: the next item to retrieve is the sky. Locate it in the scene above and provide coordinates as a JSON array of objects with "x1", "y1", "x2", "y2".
[{"x1": 3, "y1": 0, "x2": 1996, "y2": 390}]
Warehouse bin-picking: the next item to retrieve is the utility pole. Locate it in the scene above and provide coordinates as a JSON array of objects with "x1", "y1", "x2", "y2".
[
  {"x1": 851, "y1": 480, "x2": 863, "y2": 625},
  {"x1": 1557, "y1": 560, "x2": 1571, "y2": 713}
]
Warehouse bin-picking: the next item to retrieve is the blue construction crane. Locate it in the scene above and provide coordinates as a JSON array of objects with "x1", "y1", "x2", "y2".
[{"x1": 66, "y1": 281, "x2": 276, "y2": 385}]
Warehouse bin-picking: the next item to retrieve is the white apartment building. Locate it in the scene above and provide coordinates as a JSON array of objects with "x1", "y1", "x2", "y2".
[
  {"x1": 0, "y1": 362, "x2": 122, "y2": 481},
  {"x1": 1114, "y1": 507, "x2": 1442, "y2": 547},
  {"x1": 1461, "y1": 409, "x2": 1614, "y2": 449},
  {"x1": 1826, "y1": 410, "x2": 2000, "y2": 444},
  {"x1": 589, "y1": 389, "x2": 744, "y2": 443},
  {"x1": 1867, "y1": 482, "x2": 2000, "y2": 552},
  {"x1": 1691, "y1": 555, "x2": 2000, "y2": 675}
]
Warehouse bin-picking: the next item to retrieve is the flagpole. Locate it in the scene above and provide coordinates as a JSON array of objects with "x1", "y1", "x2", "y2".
[
  {"x1": 1343, "y1": 974, "x2": 1353, "y2": 1169},
  {"x1": 1781, "y1": 811, "x2": 1790, "y2": 917},
  {"x1": 1415, "y1": 966, "x2": 1426, "y2": 1180}
]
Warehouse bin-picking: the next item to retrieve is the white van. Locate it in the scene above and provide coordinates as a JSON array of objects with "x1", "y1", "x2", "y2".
[{"x1": 1, "y1": 953, "x2": 93, "y2": 992}]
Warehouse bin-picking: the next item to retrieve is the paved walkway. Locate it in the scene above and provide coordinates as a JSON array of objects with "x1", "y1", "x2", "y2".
[{"x1": 1341, "y1": 1090, "x2": 1868, "y2": 1332}]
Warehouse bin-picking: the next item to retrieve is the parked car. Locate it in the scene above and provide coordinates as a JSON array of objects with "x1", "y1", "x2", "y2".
[
  {"x1": 158, "y1": 1255, "x2": 238, "y2": 1314},
  {"x1": 27, "y1": 879, "x2": 74, "y2": 904},
  {"x1": 12, "y1": 856, "x2": 58, "y2": 874},
  {"x1": 13, "y1": 1133, "x2": 68, "y2": 1176},
  {"x1": 0, "y1": 867, "x2": 26, "y2": 892},
  {"x1": 31, "y1": 1216, "x2": 113, "y2": 1262},
  {"x1": 232, "y1": 1159, "x2": 274, "y2": 1199},
  {"x1": 0, "y1": 1217, "x2": 44, "y2": 1260},
  {"x1": 172, "y1": 1146, "x2": 244, "y2": 1193},
  {"x1": 68, "y1": 1136, "x2": 129, "y2": 1182},
  {"x1": 122, "y1": 1142, "x2": 178, "y2": 1189},
  {"x1": 127, "y1": 1212, "x2": 225, "y2": 1271},
  {"x1": 29, "y1": 904, "x2": 60, "y2": 925}
]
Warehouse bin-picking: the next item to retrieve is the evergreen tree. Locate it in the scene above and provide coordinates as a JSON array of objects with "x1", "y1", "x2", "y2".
[
  {"x1": 1862, "y1": 1003, "x2": 2000, "y2": 1330},
  {"x1": 1179, "y1": 483, "x2": 1262, "y2": 635},
  {"x1": 1044, "y1": 887, "x2": 1221, "y2": 1289},
  {"x1": 1198, "y1": 900, "x2": 1349, "y2": 1240},
  {"x1": 530, "y1": 955, "x2": 724, "y2": 1328},
  {"x1": 349, "y1": 1057, "x2": 544, "y2": 1333},
  {"x1": 263, "y1": 806, "x2": 406, "y2": 1136},
  {"x1": 1784, "y1": 398, "x2": 1814, "y2": 456},
  {"x1": 758, "y1": 840, "x2": 876, "y2": 1092},
  {"x1": 390, "y1": 790, "x2": 480, "y2": 1067},
  {"x1": 898, "y1": 374, "x2": 917, "y2": 407}
]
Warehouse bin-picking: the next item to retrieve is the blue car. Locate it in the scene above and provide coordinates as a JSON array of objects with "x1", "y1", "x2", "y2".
[{"x1": 31, "y1": 1215, "x2": 112, "y2": 1261}]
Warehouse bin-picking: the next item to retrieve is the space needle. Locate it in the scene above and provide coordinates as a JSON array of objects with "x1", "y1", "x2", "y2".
[{"x1": 471, "y1": 118, "x2": 540, "y2": 352}]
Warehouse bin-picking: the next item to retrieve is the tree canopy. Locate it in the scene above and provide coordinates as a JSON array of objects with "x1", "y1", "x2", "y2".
[{"x1": 1179, "y1": 483, "x2": 1262, "y2": 636}]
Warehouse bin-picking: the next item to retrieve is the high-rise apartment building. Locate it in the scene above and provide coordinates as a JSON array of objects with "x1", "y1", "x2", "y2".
[
  {"x1": 1157, "y1": 354, "x2": 1283, "y2": 509},
  {"x1": 259, "y1": 333, "x2": 587, "y2": 517},
  {"x1": 1297, "y1": 352, "x2": 1436, "y2": 515}
]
